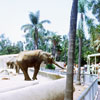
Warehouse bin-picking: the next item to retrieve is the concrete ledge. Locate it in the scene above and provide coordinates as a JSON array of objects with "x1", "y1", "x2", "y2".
[
  {"x1": 0, "y1": 80, "x2": 39, "y2": 93},
  {"x1": 0, "y1": 78, "x2": 65, "y2": 100},
  {"x1": 39, "y1": 70, "x2": 65, "y2": 79},
  {"x1": 30, "y1": 69, "x2": 65, "y2": 80}
]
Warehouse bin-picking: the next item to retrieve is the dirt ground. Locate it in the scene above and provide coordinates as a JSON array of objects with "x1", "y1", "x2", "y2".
[
  {"x1": 0, "y1": 68, "x2": 87, "y2": 100},
  {"x1": 74, "y1": 84, "x2": 87, "y2": 100}
]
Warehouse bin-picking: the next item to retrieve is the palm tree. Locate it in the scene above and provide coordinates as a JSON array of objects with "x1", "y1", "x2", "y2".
[
  {"x1": 86, "y1": 18, "x2": 99, "y2": 52},
  {"x1": 91, "y1": 25, "x2": 100, "y2": 52},
  {"x1": 49, "y1": 34, "x2": 62, "y2": 58},
  {"x1": 21, "y1": 11, "x2": 50, "y2": 49},
  {"x1": 64, "y1": 0, "x2": 78, "y2": 100},
  {"x1": 87, "y1": 0, "x2": 100, "y2": 51},
  {"x1": 76, "y1": 21, "x2": 84, "y2": 85},
  {"x1": 88, "y1": 0, "x2": 100, "y2": 22},
  {"x1": 76, "y1": 0, "x2": 87, "y2": 85},
  {"x1": 62, "y1": 35, "x2": 68, "y2": 63}
]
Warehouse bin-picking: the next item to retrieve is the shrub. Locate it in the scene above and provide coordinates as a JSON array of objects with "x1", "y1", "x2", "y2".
[{"x1": 45, "y1": 64, "x2": 55, "y2": 70}]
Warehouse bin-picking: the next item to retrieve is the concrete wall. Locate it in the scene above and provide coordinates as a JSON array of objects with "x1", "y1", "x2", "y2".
[
  {"x1": 0, "y1": 54, "x2": 18, "y2": 68},
  {"x1": 0, "y1": 78, "x2": 65, "y2": 100}
]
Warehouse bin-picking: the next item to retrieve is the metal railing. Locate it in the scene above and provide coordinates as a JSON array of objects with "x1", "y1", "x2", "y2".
[
  {"x1": 77, "y1": 74, "x2": 98, "y2": 100},
  {"x1": 40, "y1": 68, "x2": 98, "y2": 100}
]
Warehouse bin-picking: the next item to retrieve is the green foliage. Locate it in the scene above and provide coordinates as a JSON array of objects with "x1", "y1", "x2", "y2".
[
  {"x1": 45, "y1": 64, "x2": 55, "y2": 70},
  {"x1": 49, "y1": 34, "x2": 62, "y2": 59},
  {"x1": 0, "y1": 33, "x2": 23, "y2": 55},
  {"x1": 0, "y1": 46, "x2": 20, "y2": 55},
  {"x1": 74, "y1": 33, "x2": 95, "y2": 65},
  {"x1": 16, "y1": 41, "x2": 24, "y2": 51},
  {"x1": 88, "y1": 0, "x2": 100, "y2": 22}
]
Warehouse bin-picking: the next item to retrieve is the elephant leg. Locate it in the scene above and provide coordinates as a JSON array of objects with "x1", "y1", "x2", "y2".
[
  {"x1": 17, "y1": 66, "x2": 20, "y2": 74},
  {"x1": 11, "y1": 63, "x2": 14, "y2": 69},
  {"x1": 15, "y1": 65, "x2": 19, "y2": 73},
  {"x1": 10, "y1": 64, "x2": 13, "y2": 69},
  {"x1": 32, "y1": 67, "x2": 40, "y2": 80},
  {"x1": 20, "y1": 66, "x2": 31, "y2": 81},
  {"x1": 24, "y1": 68, "x2": 31, "y2": 80}
]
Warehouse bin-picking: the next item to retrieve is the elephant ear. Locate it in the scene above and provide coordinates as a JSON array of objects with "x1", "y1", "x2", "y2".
[
  {"x1": 43, "y1": 52, "x2": 54, "y2": 60},
  {"x1": 39, "y1": 51, "x2": 54, "y2": 63}
]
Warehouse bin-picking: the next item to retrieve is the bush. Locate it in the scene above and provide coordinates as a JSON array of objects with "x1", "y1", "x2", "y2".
[{"x1": 45, "y1": 64, "x2": 55, "y2": 70}]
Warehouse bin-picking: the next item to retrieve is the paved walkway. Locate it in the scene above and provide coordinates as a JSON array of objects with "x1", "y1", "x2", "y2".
[{"x1": 96, "y1": 85, "x2": 100, "y2": 100}]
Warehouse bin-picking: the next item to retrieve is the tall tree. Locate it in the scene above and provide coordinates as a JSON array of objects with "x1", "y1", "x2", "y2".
[
  {"x1": 86, "y1": 18, "x2": 99, "y2": 53},
  {"x1": 62, "y1": 35, "x2": 68, "y2": 63},
  {"x1": 64, "y1": 0, "x2": 78, "y2": 100},
  {"x1": 76, "y1": 22, "x2": 84, "y2": 85},
  {"x1": 21, "y1": 11, "x2": 50, "y2": 49},
  {"x1": 76, "y1": 0, "x2": 87, "y2": 85},
  {"x1": 50, "y1": 35, "x2": 62, "y2": 59}
]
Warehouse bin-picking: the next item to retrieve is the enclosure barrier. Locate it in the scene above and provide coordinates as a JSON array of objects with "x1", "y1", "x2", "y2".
[
  {"x1": 77, "y1": 75, "x2": 98, "y2": 100},
  {"x1": 0, "y1": 80, "x2": 39, "y2": 93},
  {"x1": 0, "y1": 78, "x2": 65, "y2": 100}
]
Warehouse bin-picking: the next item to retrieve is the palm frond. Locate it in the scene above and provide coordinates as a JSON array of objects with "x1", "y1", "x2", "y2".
[
  {"x1": 43, "y1": 36, "x2": 52, "y2": 40},
  {"x1": 94, "y1": 39, "x2": 100, "y2": 51},
  {"x1": 21, "y1": 24, "x2": 33, "y2": 32},
  {"x1": 85, "y1": 17, "x2": 94, "y2": 27},
  {"x1": 35, "y1": 10, "x2": 40, "y2": 23},
  {"x1": 92, "y1": 4, "x2": 98, "y2": 15},
  {"x1": 37, "y1": 23, "x2": 43, "y2": 29},
  {"x1": 78, "y1": 1, "x2": 85, "y2": 13},
  {"x1": 29, "y1": 12, "x2": 38, "y2": 25},
  {"x1": 24, "y1": 32, "x2": 31, "y2": 38},
  {"x1": 40, "y1": 20, "x2": 51, "y2": 24}
]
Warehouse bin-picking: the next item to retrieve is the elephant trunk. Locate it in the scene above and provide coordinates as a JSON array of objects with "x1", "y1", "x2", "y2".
[{"x1": 53, "y1": 61, "x2": 64, "y2": 69}]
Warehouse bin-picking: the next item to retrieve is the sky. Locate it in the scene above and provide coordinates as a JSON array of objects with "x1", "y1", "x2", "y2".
[{"x1": 0, "y1": 0, "x2": 73, "y2": 43}]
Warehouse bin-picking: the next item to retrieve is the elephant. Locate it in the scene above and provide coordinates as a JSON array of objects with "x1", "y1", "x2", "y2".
[
  {"x1": 6, "y1": 57, "x2": 20, "y2": 73},
  {"x1": 16, "y1": 50, "x2": 64, "y2": 80},
  {"x1": 6, "y1": 60, "x2": 14, "y2": 69}
]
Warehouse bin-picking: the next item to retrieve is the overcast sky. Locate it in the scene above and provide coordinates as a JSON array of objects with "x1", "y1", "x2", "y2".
[{"x1": 0, "y1": 0, "x2": 73, "y2": 43}]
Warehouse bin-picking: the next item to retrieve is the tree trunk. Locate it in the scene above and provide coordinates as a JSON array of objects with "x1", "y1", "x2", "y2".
[
  {"x1": 76, "y1": 12, "x2": 83, "y2": 85},
  {"x1": 34, "y1": 27, "x2": 38, "y2": 50},
  {"x1": 64, "y1": 43, "x2": 67, "y2": 62},
  {"x1": 56, "y1": 51, "x2": 61, "y2": 61},
  {"x1": 52, "y1": 45, "x2": 56, "y2": 57},
  {"x1": 76, "y1": 37, "x2": 82, "y2": 85},
  {"x1": 64, "y1": 0, "x2": 78, "y2": 100}
]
